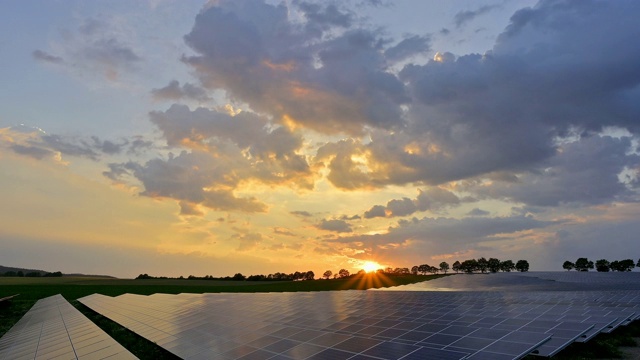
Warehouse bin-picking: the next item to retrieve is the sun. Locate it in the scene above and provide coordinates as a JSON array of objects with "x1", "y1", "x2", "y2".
[{"x1": 362, "y1": 261, "x2": 381, "y2": 273}]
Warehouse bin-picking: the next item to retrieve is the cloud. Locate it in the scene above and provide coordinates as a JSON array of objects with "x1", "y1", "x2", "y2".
[
  {"x1": 32, "y1": 50, "x2": 64, "y2": 64},
  {"x1": 151, "y1": 80, "x2": 211, "y2": 102},
  {"x1": 363, "y1": 188, "x2": 461, "y2": 218},
  {"x1": 316, "y1": 219, "x2": 353, "y2": 233},
  {"x1": 35, "y1": 17, "x2": 142, "y2": 82},
  {"x1": 10, "y1": 144, "x2": 55, "y2": 160},
  {"x1": 182, "y1": 0, "x2": 410, "y2": 134},
  {"x1": 290, "y1": 210, "x2": 313, "y2": 217},
  {"x1": 149, "y1": 104, "x2": 313, "y2": 189},
  {"x1": 454, "y1": 4, "x2": 500, "y2": 28},
  {"x1": 466, "y1": 135, "x2": 640, "y2": 207},
  {"x1": 112, "y1": 150, "x2": 268, "y2": 213},
  {"x1": 467, "y1": 208, "x2": 490, "y2": 217},
  {"x1": 384, "y1": 35, "x2": 431, "y2": 62},
  {"x1": 328, "y1": 214, "x2": 558, "y2": 258}
]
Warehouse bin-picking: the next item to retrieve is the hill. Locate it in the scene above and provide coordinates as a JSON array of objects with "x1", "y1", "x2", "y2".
[{"x1": 0, "y1": 265, "x2": 115, "y2": 278}]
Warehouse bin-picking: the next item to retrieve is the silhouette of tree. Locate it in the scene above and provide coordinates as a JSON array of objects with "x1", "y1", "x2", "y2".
[
  {"x1": 411, "y1": 266, "x2": 419, "y2": 275},
  {"x1": 323, "y1": 270, "x2": 332, "y2": 279},
  {"x1": 515, "y1": 260, "x2": 529, "y2": 272},
  {"x1": 439, "y1": 262, "x2": 450, "y2": 274},
  {"x1": 595, "y1": 259, "x2": 610, "y2": 272},
  {"x1": 487, "y1": 258, "x2": 501, "y2": 273},
  {"x1": 575, "y1": 258, "x2": 594, "y2": 271},
  {"x1": 232, "y1": 273, "x2": 246, "y2": 281},
  {"x1": 338, "y1": 269, "x2": 350, "y2": 278},
  {"x1": 562, "y1": 261, "x2": 575, "y2": 271},
  {"x1": 476, "y1": 257, "x2": 489, "y2": 273},
  {"x1": 500, "y1": 260, "x2": 515, "y2": 272},
  {"x1": 611, "y1": 259, "x2": 635, "y2": 272},
  {"x1": 452, "y1": 261, "x2": 461, "y2": 273},
  {"x1": 460, "y1": 259, "x2": 478, "y2": 273}
]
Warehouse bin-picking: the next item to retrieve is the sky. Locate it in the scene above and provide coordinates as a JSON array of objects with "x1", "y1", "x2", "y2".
[{"x1": 1, "y1": 0, "x2": 640, "y2": 278}]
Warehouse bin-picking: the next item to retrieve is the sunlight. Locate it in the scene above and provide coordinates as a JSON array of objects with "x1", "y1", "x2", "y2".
[{"x1": 362, "y1": 261, "x2": 381, "y2": 273}]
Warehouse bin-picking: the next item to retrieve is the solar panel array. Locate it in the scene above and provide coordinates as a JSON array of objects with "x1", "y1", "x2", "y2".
[
  {"x1": 0, "y1": 294, "x2": 137, "y2": 360},
  {"x1": 79, "y1": 281, "x2": 640, "y2": 360}
]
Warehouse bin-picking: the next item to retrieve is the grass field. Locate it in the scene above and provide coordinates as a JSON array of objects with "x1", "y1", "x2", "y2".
[{"x1": 2, "y1": 273, "x2": 638, "y2": 359}]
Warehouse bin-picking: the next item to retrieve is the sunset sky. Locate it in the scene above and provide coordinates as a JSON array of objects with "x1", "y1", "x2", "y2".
[{"x1": 2, "y1": 0, "x2": 640, "y2": 278}]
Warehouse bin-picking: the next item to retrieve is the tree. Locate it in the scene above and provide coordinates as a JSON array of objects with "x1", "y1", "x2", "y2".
[
  {"x1": 617, "y1": 259, "x2": 635, "y2": 272},
  {"x1": 575, "y1": 258, "x2": 594, "y2": 272},
  {"x1": 500, "y1": 260, "x2": 515, "y2": 272},
  {"x1": 323, "y1": 270, "x2": 332, "y2": 279},
  {"x1": 305, "y1": 271, "x2": 315, "y2": 280},
  {"x1": 595, "y1": 259, "x2": 610, "y2": 272},
  {"x1": 439, "y1": 262, "x2": 450, "y2": 274},
  {"x1": 638, "y1": 258, "x2": 640, "y2": 268},
  {"x1": 515, "y1": 260, "x2": 530, "y2": 272},
  {"x1": 338, "y1": 269, "x2": 350, "y2": 278},
  {"x1": 476, "y1": 257, "x2": 489, "y2": 273},
  {"x1": 487, "y1": 258, "x2": 501, "y2": 273},
  {"x1": 411, "y1": 266, "x2": 419, "y2": 275},
  {"x1": 562, "y1": 261, "x2": 574, "y2": 271},
  {"x1": 232, "y1": 273, "x2": 246, "y2": 281},
  {"x1": 460, "y1": 259, "x2": 478, "y2": 273},
  {"x1": 452, "y1": 261, "x2": 461, "y2": 273},
  {"x1": 418, "y1": 264, "x2": 429, "y2": 275}
]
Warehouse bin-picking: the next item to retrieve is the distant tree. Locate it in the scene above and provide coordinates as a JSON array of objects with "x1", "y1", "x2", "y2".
[
  {"x1": 323, "y1": 270, "x2": 332, "y2": 279},
  {"x1": 428, "y1": 265, "x2": 439, "y2": 274},
  {"x1": 515, "y1": 260, "x2": 530, "y2": 272},
  {"x1": 411, "y1": 266, "x2": 419, "y2": 275},
  {"x1": 575, "y1": 258, "x2": 594, "y2": 272},
  {"x1": 136, "y1": 273, "x2": 152, "y2": 279},
  {"x1": 452, "y1": 261, "x2": 461, "y2": 273},
  {"x1": 487, "y1": 258, "x2": 501, "y2": 273},
  {"x1": 439, "y1": 262, "x2": 450, "y2": 274},
  {"x1": 637, "y1": 258, "x2": 640, "y2": 268},
  {"x1": 418, "y1": 264, "x2": 429, "y2": 275},
  {"x1": 305, "y1": 271, "x2": 315, "y2": 280},
  {"x1": 562, "y1": 261, "x2": 575, "y2": 271},
  {"x1": 500, "y1": 260, "x2": 515, "y2": 272},
  {"x1": 595, "y1": 259, "x2": 610, "y2": 272},
  {"x1": 17, "y1": 271, "x2": 24, "y2": 277},
  {"x1": 4, "y1": 271, "x2": 17, "y2": 277},
  {"x1": 232, "y1": 273, "x2": 246, "y2": 281},
  {"x1": 338, "y1": 269, "x2": 350, "y2": 278},
  {"x1": 476, "y1": 257, "x2": 489, "y2": 273},
  {"x1": 615, "y1": 259, "x2": 636, "y2": 272},
  {"x1": 460, "y1": 259, "x2": 478, "y2": 273}
]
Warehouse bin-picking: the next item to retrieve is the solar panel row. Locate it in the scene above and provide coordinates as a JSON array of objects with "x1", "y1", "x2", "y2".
[
  {"x1": 0, "y1": 294, "x2": 136, "y2": 360},
  {"x1": 78, "y1": 288, "x2": 640, "y2": 360}
]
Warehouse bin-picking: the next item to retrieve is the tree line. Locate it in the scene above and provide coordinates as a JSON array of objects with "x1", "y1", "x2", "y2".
[
  {"x1": 563, "y1": 257, "x2": 639, "y2": 272},
  {"x1": 410, "y1": 258, "x2": 530, "y2": 274},
  {"x1": 2, "y1": 271, "x2": 63, "y2": 277},
  {"x1": 136, "y1": 270, "x2": 316, "y2": 281}
]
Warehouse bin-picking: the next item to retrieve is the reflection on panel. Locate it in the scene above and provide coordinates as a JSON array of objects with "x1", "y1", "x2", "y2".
[
  {"x1": 79, "y1": 281, "x2": 640, "y2": 360},
  {"x1": 0, "y1": 294, "x2": 137, "y2": 360}
]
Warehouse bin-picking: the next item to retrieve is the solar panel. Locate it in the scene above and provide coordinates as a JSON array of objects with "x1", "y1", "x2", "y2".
[{"x1": 0, "y1": 294, "x2": 136, "y2": 360}]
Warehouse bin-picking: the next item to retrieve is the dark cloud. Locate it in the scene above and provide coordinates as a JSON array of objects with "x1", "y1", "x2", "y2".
[
  {"x1": 182, "y1": 0, "x2": 409, "y2": 134},
  {"x1": 316, "y1": 219, "x2": 353, "y2": 233},
  {"x1": 363, "y1": 188, "x2": 461, "y2": 219},
  {"x1": 32, "y1": 50, "x2": 64, "y2": 64},
  {"x1": 454, "y1": 4, "x2": 500, "y2": 28},
  {"x1": 384, "y1": 35, "x2": 431, "y2": 62},
  {"x1": 467, "y1": 208, "x2": 490, "y2": 217},
  {"x1": 290, "y1": 210, "x2": 313, "y2": 217},
  {"x1": 10, "y1": 144, "x2": 54, "y2": 160},
  {"x1": 467, "y1": 135, "x2": 640, "y2": 207},
  {"x1": 328, "y1": 214, "x2": 558, "y2": 258},
  {"x1": 151, "y1": 80, "x2": 211, "y2": 102}
]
